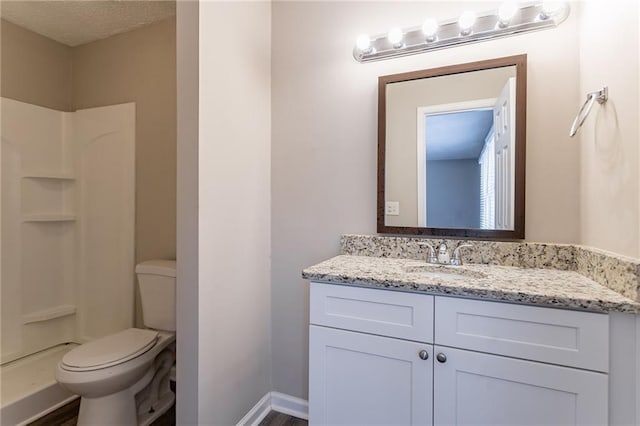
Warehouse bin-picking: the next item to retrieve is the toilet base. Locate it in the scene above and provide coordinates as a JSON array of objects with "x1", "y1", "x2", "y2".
[
  {"x1": 78, "y1": 389, "x2": 137, "y2": 426},
  {"x1": 72, "y1": 344, "x2": 175, "y2": 426},
  {"x1": 138, "y1": 390, "x2": 175, "y2": 426},
  {"x1": 76, "y1": 388, "x2": 175, "y2": 426}
]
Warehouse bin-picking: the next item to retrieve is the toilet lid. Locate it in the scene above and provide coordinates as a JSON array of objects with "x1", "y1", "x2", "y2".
[{"x1": 62, "y1": 328, "x2": 158, "y2": 371}]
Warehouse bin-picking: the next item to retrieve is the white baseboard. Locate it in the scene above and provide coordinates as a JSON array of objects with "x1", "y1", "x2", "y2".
[
  {"x1": 270, "y1": 392, "x2": 309, "y2": 420},
  {"x1": 237, "y1": 391, "x2": 309, "y2": 426},
  {"x1": 236, "y1": 392, "x2": 272, "y2": 426}
]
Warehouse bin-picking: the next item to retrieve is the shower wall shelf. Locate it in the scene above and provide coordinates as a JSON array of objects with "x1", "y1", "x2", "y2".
[
  {"x1": 22, "y1": 214, "x2": 77, "y2": 222},
  {"x1": 22, "y1": 305, "x2": 77, "y2": 325},
  {"x1": 22, "y1": 173, "x2": 75, "y2": 180}
]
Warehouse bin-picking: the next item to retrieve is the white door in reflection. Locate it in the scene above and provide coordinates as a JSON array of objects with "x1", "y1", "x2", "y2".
[
  {"x1": 417, "y1": 77, "x2": 516, "y2": 230},
  {"x1": 493, "y1": 77, "x2": 516, "y2": 230}
]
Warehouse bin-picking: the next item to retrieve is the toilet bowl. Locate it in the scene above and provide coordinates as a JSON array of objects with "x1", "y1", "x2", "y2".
[{"x1": 56, "y1": 260, "x2": 176, "y2": 426}]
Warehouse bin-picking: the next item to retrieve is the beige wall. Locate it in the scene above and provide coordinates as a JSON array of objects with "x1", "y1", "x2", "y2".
[
  {"x1": 578, "y1": 0, "x2": 639, "y2": 258},
  {"x1": 272, "y1": 1, "x2": 582, "y2": 399},
  {"x1": 72, "y1": 18, "x2": 177, "y2": 267},
  {"x1": 385, "y1": 66, "x2": 516, "y2": 227},
  {"x1": 196, "y1": 1, "x2": 272, "y2": 424},
  {"x1": 1, "y1": 19, "x2": 73, "y2": 111}
]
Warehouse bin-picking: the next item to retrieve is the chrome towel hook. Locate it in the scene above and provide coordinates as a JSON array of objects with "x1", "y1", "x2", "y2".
[{"x1": 569, "y1": 86, "x2": 608, "y2": 137}]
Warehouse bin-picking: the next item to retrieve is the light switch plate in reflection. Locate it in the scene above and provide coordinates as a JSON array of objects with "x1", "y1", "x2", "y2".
[{"x1": 385, "y1": 201, "x2": 400, "y2": 216}]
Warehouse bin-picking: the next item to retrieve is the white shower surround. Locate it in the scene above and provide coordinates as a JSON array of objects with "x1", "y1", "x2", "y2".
[{"x1": 0, "y1": 98, "x2": 135, "y2": 424}]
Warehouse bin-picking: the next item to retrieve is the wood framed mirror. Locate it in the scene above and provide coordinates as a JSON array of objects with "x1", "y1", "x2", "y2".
[{"x1": 378, "y1": 55, "x2": 527, "y2": 239}]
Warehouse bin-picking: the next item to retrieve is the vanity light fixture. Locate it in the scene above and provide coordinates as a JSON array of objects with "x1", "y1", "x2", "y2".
[
  {"x1": 356, "y1": 34, "x2": 373, "y2": 54},
  {"x1": 498, "y1": 1, "x2": 519, "y2": 28},
  {"x1": 387, "y1": 28, "x2": 404, "y2": 49},
  {"x1": 540, "y1": 1, "x2": 566, "y2": 20},
  {"x1": 458, "y1": 11, "x2": 477, "y2": 36},
  {"x1": 353, "y1": 1, "x2": 569, "y2": 63},
  {"x1": 422, "y1": 18, "x2": 438, "y2": 42}
]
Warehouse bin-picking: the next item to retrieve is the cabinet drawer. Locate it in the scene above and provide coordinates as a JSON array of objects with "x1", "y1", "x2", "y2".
[
  {"x1": 310, "y1": 282, "x2": 434, "y2": 343},
  {"x1": 435, "y1": 296, "x2": 609, "y2": 372}
]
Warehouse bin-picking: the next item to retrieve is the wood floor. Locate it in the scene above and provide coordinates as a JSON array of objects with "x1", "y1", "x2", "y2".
[
  {"x1": 29, "y1": 401, "x2": 304, "y2": 426},
  {"x1": 28, "y1": 399, "x2": 175, "y2": 426},
  {"x1": 28, "y1": 400, "x2": 175, "y2": 426},
  {"x1": 259, "y1": 411, "x2": 308, "y2": 426},
  {"x1": 29, "y1": 398, "x2": 308, "y2": 426}
]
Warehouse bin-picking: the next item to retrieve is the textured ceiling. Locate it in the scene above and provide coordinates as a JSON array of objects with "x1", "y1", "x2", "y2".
[{"x1": 1, "y1": 1, "x2": 176, "y2": 47}]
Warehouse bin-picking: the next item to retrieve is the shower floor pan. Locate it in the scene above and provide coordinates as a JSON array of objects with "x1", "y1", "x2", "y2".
[{"x1": 1, "y1": 344, "x2": 78, "y2": 425}]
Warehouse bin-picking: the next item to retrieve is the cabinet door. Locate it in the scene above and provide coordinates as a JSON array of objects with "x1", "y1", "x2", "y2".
[
  {"x1": 309, "y1": 325, "x2": 433, "y2": 426},
  {"x1": 433, "y1": 346, "x2": 608, "y2": 426}
]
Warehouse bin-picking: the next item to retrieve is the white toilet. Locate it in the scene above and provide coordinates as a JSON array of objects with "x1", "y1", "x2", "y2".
[{"x1": 56, "y1": 260, "x2": 177, "y2": 426}]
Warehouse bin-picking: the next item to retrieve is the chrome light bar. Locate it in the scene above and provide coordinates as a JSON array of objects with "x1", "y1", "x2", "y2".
[{"x1": 353, "y1": 2, "x2": 570, "y2": 63}]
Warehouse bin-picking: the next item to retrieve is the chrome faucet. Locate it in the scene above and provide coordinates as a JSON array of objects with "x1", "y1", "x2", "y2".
[
  {"x1": 419, "y1": 242, "x2": 473, "y2": 265},
  {"x1": 418, "y1": 242, "x2": 437, "y2": 264},
  {"x1": 451, "y1": 244, "x2": 473, "y2": 266}
]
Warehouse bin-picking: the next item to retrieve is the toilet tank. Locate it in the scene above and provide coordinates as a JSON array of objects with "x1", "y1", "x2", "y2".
[{"x1": 136, "y1": 260, "x2": 176, "y2": 332}]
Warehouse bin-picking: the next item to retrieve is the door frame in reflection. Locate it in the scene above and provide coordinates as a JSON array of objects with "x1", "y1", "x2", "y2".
[{"x1": 416, "y1": 98, "x2": 496, "y2": 228}]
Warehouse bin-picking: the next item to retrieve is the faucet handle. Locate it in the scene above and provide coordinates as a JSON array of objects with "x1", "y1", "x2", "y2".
[
  {"x1": 451, "y1": 244, "x2": 473, "y2": 266},
  {"x1": 417, "y1": 242, "x2": 437, "y2": 264},
  {"x1": 437, "y1": 243, "x2": 450, "y2": 264}
]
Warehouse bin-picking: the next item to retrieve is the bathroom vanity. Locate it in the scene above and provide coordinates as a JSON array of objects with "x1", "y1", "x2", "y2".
[{"x1": 303, "y1": 239, "x2": 640, "y2": 426}]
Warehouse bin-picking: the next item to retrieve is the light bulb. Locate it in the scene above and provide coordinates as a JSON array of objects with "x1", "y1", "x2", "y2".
[
  {"x1": 498, "y1": 1, "x2": 518, "y2": 26},
  {"x1": 458, "y1": 10, "x2": 477, "y2": 35},
  {"x1": 387, "y1": 27, "x2": 404, "y2": 48},
  {"x1": 541, "y1": 1, "x2": 565, "y2": 19},
  {"x1": 356, "y1": 34, "x2": 371, "y2": 52},
  {"x1": 422, "y1": 18, "x2": 438, "y2": 42}
]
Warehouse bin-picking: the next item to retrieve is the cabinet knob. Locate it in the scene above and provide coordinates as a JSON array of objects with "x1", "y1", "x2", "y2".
[
  {"x1": 436, "y1": 353, "x2": 447, "y2": 363},
  {"x1": 418, "y1": 350, "x2": 429, "y2": 360}
]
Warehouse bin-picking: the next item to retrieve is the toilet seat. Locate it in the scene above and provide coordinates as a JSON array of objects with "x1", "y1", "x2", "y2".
[{"x1": 61, "y1": 328, "x2": 158, "y2": 372}]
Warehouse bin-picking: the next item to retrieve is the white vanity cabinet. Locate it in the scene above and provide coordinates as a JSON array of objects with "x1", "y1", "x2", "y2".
[
  {"x1": 309, "y1": 282, "x2": 435, "y2": 425},
  {"x1": 309, "y1": 282, "x2": 610, "y2": 426}
]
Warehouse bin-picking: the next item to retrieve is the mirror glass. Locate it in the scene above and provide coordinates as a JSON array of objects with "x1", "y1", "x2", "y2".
[{"x1": 378, "y1": 56, "x2": 526, "y2": 239}]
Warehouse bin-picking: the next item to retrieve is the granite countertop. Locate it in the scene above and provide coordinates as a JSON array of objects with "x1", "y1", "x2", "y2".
[{"x1": 302, "y1": 255, "x2": 640, "y2": 314}]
